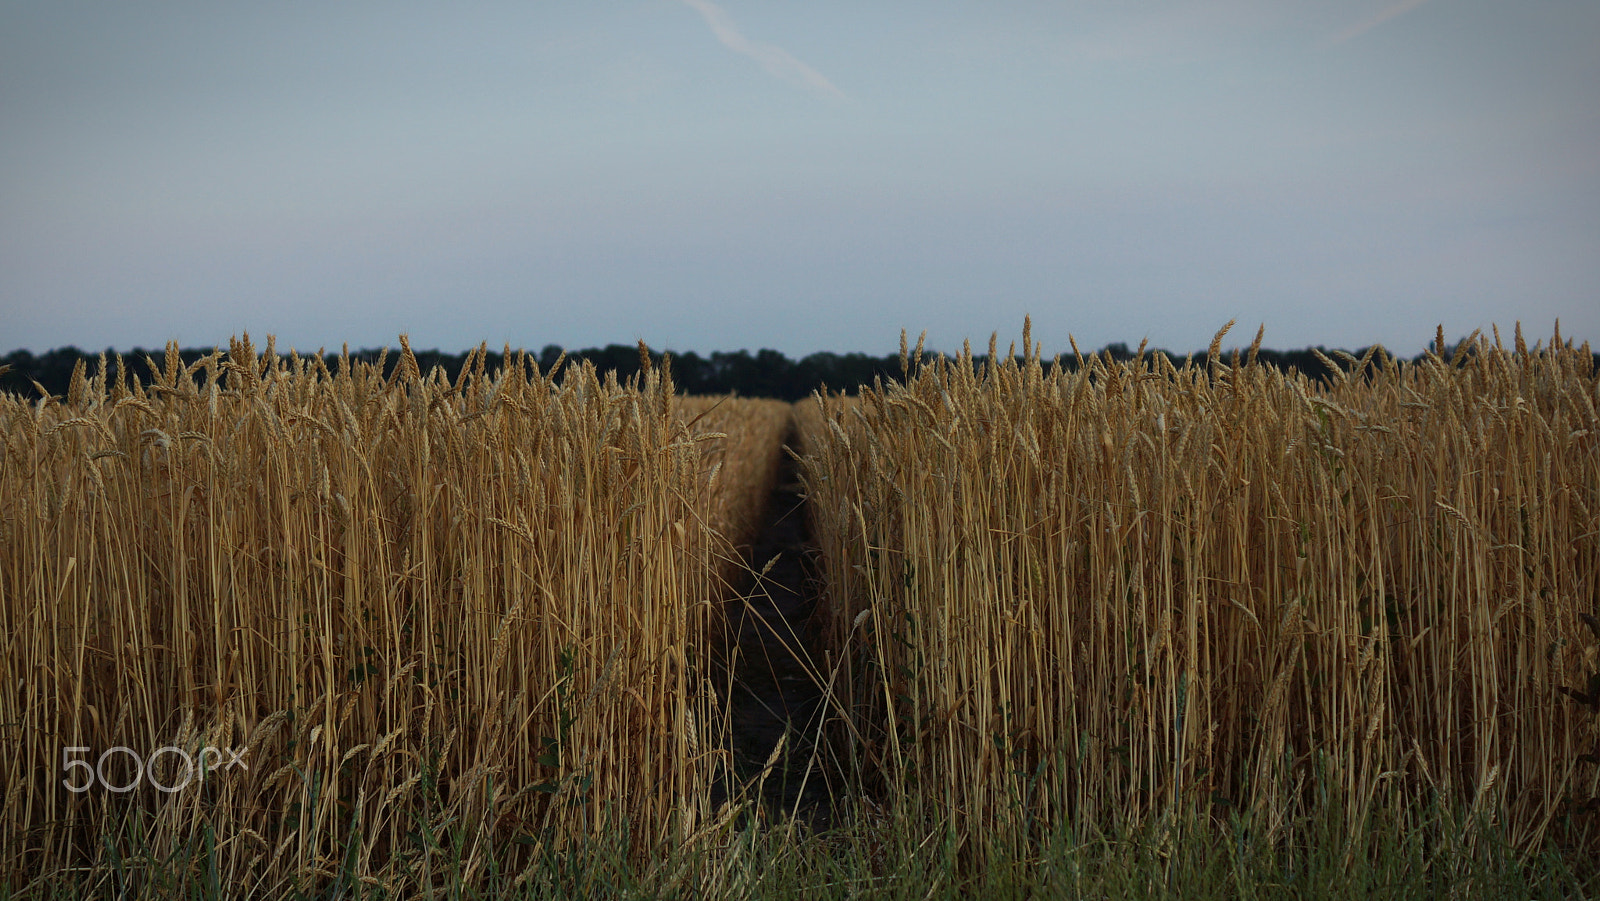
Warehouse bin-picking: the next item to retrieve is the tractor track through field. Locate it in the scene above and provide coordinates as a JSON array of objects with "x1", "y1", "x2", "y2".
[{"x1": 715, "y1": 419, "x2": 838, "y2": 829}]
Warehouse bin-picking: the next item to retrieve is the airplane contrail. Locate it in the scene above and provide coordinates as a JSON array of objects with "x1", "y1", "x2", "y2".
[
  {"x1": 678, "y1": 0, "x2": 845, "y2": 98},
  {"x1": 1332, "y1": 0, "x2": 1436, "y2": 44}
]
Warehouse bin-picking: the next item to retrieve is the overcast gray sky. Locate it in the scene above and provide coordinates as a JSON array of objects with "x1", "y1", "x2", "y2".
[{"x1": 2, "y1": 0, "x2": 1596, "y2": 357}]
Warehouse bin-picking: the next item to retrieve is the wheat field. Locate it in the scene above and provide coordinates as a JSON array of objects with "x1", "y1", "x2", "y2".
[
  {"x1": 5, "y1": 322, "x2": 1599, "y2": 895},
  {"x1": 0, "y1": 337, "x2": 782, "y2": 895},
  {"x1": 798, "y1": 321, "x2": 1600, "y2": 862}
]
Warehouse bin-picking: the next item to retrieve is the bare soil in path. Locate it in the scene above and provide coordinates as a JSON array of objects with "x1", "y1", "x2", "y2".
[{"x1": 714, "y1": 418, "x2": 838, "y2": 828}]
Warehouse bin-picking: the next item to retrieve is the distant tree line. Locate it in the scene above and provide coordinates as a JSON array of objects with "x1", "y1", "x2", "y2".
[{"x1": 2, "y1": 339, "x2": 1594, "y2": 403}]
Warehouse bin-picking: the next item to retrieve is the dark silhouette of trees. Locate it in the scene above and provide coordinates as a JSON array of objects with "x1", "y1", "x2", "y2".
[{"x1": 4, "y1": 338, "x2": 1595, "y2": 403}]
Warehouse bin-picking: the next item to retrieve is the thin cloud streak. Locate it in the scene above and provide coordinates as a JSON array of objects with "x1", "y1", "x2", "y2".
[
  {"x1": 678, "y1": 0, "x2": 845, "y2": 97},
  {"x1": 1332, "y1": 0, "x2": 1435, "y2": 43}
]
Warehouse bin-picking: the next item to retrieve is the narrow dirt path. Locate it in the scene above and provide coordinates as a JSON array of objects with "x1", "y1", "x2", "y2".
[{"x1": 717, "y1": 418, "x2": 835, "y2": 827}]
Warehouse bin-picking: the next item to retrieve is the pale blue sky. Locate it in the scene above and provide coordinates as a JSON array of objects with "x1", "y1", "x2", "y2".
[{"x1": 2, "y1": 1, "x2": 1596, "y2": 357}]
